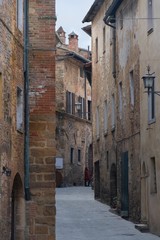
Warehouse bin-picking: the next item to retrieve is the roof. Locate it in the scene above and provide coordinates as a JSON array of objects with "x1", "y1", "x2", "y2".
[
  {"x1": 103, "y1": 0, "x2": 123, "y2": 23},
  {"x1": 57, "y1": 26, "x2": 66, "y2": 34},
  {"x1": 82, "y1": 25, "x2": 92, "y2": 37},
  {"x1": 82, "y1": 0, "x2": 105, "y2": 23},
  {"x1": 68, "y1": 31, "x2": 78, "y2": 37}
]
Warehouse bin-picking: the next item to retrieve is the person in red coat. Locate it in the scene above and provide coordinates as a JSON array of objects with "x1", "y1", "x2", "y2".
[{"x1": 84, "y1": 167, "x2": 90, "y2": 186}]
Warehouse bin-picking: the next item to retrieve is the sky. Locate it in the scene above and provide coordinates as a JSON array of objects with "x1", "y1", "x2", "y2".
[{"x1": 56, "y1": 0, "x2": 95, "y2": 49}]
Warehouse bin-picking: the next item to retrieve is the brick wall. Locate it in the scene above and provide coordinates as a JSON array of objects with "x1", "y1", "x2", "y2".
[
  {"x1": 0, "y1": 1, "x2": 25, "y2": 239},
  {"x1": 27, "y1": 0, "x2": 56, "y2": 239}
]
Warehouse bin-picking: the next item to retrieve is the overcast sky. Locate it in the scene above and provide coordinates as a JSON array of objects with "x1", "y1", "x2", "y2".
[{"x1": 56, "y1": 0, "x2": 94, "y2": 49}]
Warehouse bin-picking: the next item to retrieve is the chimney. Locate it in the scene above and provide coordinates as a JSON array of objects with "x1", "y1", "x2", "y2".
[
  {"x1": 68, "y1": 31, "x2": 78, "y2": 52},
  {"x1": 57, "y1": 26, "x2": 66, "y2": 44}
]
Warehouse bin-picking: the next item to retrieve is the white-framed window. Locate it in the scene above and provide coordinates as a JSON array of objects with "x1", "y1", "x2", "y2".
[
  {"x1": 118, "y1": 82, "x2": 123, "y2": 119},
  {"x1": 96, "y1": 106, "x2": 100, "y2": 139},
  {"x1": 129, "y1": 70, "x2": 134, "y2": 106},
  {"x1": 104, "y1": 100, "x2": 108, "y2": 133},
  {"x1": 148, "y1": 0, "x2": 153, "y2": 34},
  {"x1": 111, "y1": 94, "x2": 115, "y2": 130},
  {"x1": 16, "y1": 87, "x2": 23, "y2": 132},
  {"x1": 17, "y1": 0, "x2": 23, "y2": 31},
  {"x1": 150, "y1": 157, "x2": 157, "y2": 194},
  {"x1": 148, "y1": 83, "x2": 155, "y2": 123}
]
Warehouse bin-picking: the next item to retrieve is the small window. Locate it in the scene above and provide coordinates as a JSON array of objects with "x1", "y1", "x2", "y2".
[
  {"x1": 17, "y1": 87, "x2": 23, "y2": 132},
  {"x1": 148, "y1": 0, "x2": 153, "y2": 34},
  {"x1": 129, "y1": 70, "x2": 134, "y2": 106},
  {"x1": 70, "y1": 147, "x2": 74, "y2": 164},
  {"x1": 95, "y1": 37, "x2": 98, "y2": 62},
  {"x1": 96, "y1": 106, "x2": 100, "y2": 139},
  {"x1": 111, "y1": 94, "x2": 115, "y2": 130},
  {"x1": 78, "y1": 149, "x2": 81, "y2": 162},
  {"x1": 118, "y1": 82, "x2": 123, "y2": 119},
  {"x1": 148, "y1": 82, "x2": 155, "y2": 123},
  {"x1": 80, "y1": 67, "x2": 84, "y2": 78},
  {"x1": 120, "y1": 10, "x2": 123, "y2": 29},
  {"x1": 150, "y1": 157, "x2": 157, "y2": 194},
  {"x1": 87, "y1": 100, "x2": 92, "y2": 121},
  {"x1": 104, "y1": 100, "x2": 108, "y2": 133},
  {"x1": 103, "y1": 27, "x2": 106, "y2": 53},
  {"x1": 106, "y1": 151, "x2": 109, "y2": 170},
  {"x1": 17, "y1": 0, "x2": 23, "y2": 31}
]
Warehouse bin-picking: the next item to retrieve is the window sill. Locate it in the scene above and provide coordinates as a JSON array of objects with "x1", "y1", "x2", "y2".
[
  {"x1": 111, "y1": 126, "x2": 115, "y2": 132},
  {"x1": 104, "y1": 130, "x2": 108, "y2": 137},
  {"x1": 17, "y1": 128, "x2": 23, "y2": 134},
  {"x1": 148, "y1": 118, "x2": 156, "y2": 125}
]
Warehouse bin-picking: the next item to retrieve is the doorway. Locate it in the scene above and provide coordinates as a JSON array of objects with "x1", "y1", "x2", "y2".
[
  {"x1": 110, "y1": 163, "x2": 117, "y2": 208},
  {"x1": 121, "y1": 152, "x2": 129, "y2": 217},
  {"x1": 94, "y1": 160, "x2": 100, "y2": 199},
  {"x1": 11, "y1": 173, "x2": 25, "y2": 240}
]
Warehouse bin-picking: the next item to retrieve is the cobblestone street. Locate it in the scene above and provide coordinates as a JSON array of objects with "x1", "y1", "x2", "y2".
[{"x1": 56, "y1": 187, "x2": 159, "y2": 240}]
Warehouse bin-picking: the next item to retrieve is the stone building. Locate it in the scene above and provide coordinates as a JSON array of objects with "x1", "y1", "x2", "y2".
[
  {"x1": 83, "y1": 0, "x2": 160, "y2": 235},
  {"x1": 83, "y1": 0, "x2": 141, "y2": 223},
  {"x1": 0, "y1": 0, "x2": 56, "y2": 239},
  {"x1": 55, "y1": 27, "x2": 92, "y2": 187}
]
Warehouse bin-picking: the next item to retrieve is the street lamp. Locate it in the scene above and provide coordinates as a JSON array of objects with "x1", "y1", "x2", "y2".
[
  {"x1": 142, "y1": 65, "x2": 155, "y2": 94},
  {"x1": 75, "y1": 102, "x2": 82, "y2": 111}
]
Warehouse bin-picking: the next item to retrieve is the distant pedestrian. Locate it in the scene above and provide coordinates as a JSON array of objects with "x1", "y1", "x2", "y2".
[{"x1": 84, "y1": 167, "x2": 90, "y2": 186}]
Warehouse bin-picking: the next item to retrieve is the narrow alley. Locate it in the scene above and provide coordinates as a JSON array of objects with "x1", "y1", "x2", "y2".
[{"x1": 56, "y1": 187, "x2": 159, "y2": 240}]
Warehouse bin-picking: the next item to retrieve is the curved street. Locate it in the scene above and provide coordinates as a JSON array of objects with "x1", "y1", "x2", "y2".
[{"x1": 56, "y1": 187, "x2": 159, "y2": 240}]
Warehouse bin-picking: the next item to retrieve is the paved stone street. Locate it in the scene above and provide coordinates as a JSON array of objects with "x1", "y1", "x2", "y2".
[{"x1": 56, "y1": 186, "x2": 159, "y2": 240}]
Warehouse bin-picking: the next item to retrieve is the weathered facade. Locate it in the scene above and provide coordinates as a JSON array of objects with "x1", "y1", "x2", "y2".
[
  {"x1": 0, "y1": 0, "x2": 56, "y2": 239},
  {"x1": 83, "y1": 0, "x2": 141, "y2": 223},
  {"x1": 0, "y1": 0, "x2": 25, "y2": 238},
  {"x1": 55, "y1": 28, "x2": 92, "y2": 187},
  {"x1": 83, "y1": 0, "x2": 160, "y2": 235}
]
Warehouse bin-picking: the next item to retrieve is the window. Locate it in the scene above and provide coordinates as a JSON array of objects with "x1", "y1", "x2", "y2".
[
  {"x1": 104, "y1": 100, "x2": 108, "y2": 133},
  {"x1": 66, "y1": 91, "x2": 75, "y2": 115},
  {"x1": 96, "y1": 106, "x2": 100, "y2": 139},
  {"x1": 77, "y1": 96, "x2": 85, "y2": 119},
  {"x1": 87, "y1": 100, "x2": 92, "y2": 121},
  {"x1": 111, "y1": 94, "x2": 115, "y2": 130},
  {"x1": 148, "y1": 82, "x2": 155, "y2": 123},
  {"x1": 78, "y1": 149, "x2": 81, "y2": 163},
  {"x1": 0, "y1": 73, "x2": 2, "y2": 119},
  {"x1": 17, "y1": 0, "x2": 23, "y2": 31},
  {"x1": 70, "y1": 148, "x2": 74, "y2": 164},
  {"x1": 129, "y1": 70, "x2": 134, "y2": 106},
  {"x1": 95, "y1": 37, "x2": 98, "y2": 62},
  {"x1": 120, "y1": 10, "x2": 123, "y2": 29},
  {"x1": 80, "y1": 67, "x2": 84, "y2": 78},
  {"x1": 103, "y1": 27, "x2": 106, "y2": 53},
  {"x1": 17, "y1": 87, "x2": 23, "y2": 131},
  {"x1": 150, "y1": 157, "x2": 157, "y2": 194},
  {"x1": 148, "y1": 0, "x2": 153, "y2": 34},
  {"x1": 106, "y1": 151, "x2": 109, "y2": 170},
  {"x1": 118, "y1": 82, "x2": 123, "y2": 119}
]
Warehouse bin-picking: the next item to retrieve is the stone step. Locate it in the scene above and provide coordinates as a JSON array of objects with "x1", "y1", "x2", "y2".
[{"x1": 135, "y1": 223, "x2": 149, "y2": 233}]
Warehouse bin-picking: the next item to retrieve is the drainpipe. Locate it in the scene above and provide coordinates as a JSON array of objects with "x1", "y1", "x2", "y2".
[{"x1": 24, "y1": 0, "x2": 30, "y2": 200}]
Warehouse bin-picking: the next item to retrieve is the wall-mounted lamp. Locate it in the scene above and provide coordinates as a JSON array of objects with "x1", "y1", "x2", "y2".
[
  {"x1": 142, "y1": 65, "x2": 160, "y2": 96},
  {"x1": 75, "y1": 102, "x2": 82, "y2": 111},
  {"x1": 2, "y1": 166, "x2": 11, "y2": 176}
]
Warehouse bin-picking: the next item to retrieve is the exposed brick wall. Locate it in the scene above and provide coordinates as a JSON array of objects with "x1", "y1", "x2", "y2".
[
  {"x1": 27, "y1": 0, "x2": 56, "y2": 239},
  {"x1": 0, "y1": 1, "x2": 25, "y2": 239}
]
